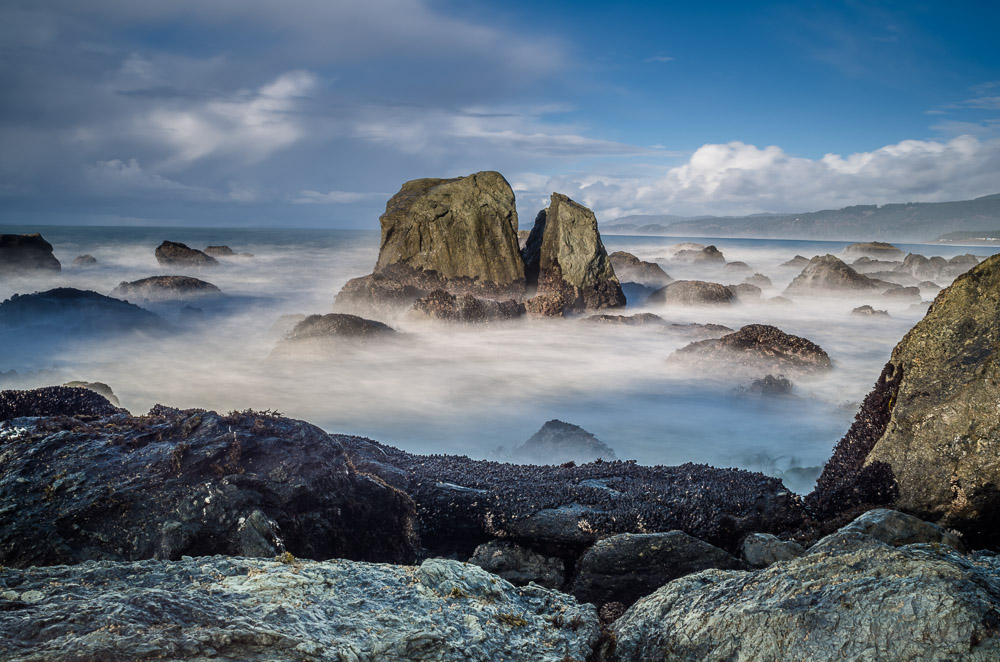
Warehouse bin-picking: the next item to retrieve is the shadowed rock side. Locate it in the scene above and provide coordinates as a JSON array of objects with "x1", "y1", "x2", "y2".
[
  {"x1": 155, "y1": 240, "x2": 218, "y2": 267},
  {"x1": 785, "y1": 254, "x2": 887, "y2": 294},
  {"x1": 0, "y1": 288, "x2": 165, "y2": 336},
  {"x1": 0, "y1": 233, "x2": 61, "y2": 273},
  {"x1": 409, "y1": 289, "x2": 525, "y2": 323},
  {"x1": 110, "y1": 276, "x2": 222, "y2": 302},
  {"x1": 523, "y1": 193, "x2": 625, "y2": 315},
  {"x1": 509, "y1": 419, "x2": 618, "y2": 465},
  {"x1": 814, "y1": 253, "x2": 1000, "y2": 547},
  {"x1": 608, "y1": 514, "x2": 1000, "y2": 662},
  {"x1": 646, "y1": 280, "x2": 735, "y2": 306},
  {"x1": 0, "y1": 557, "x2": 600, "y2": 662},
  {"x1": 0, "y1": 400, "x2": 417, "y2": 567},
  {"x1": 608, "y1": 252, "x2": 673, "y2": 288},
  {"x1": 0, "y1": 386, "x2": 124, "y2": 421},
  {"x1": 341, "y1": 435, "x2": 806, "y2": 559},
  {"x1": 672, "y1": 324, "x2": 832, "y2": 375}
]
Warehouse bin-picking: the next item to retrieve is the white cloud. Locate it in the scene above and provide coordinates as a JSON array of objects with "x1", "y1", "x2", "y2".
[
  {"x1": 86, "y1": 158, "x2": 257, "y2": 202},
  {"x1": 645, "y1": 55, "x2": 675, "y2": 63},
  {"x1": 291, "y1": 190, "x2": 384, "y2": 204}
]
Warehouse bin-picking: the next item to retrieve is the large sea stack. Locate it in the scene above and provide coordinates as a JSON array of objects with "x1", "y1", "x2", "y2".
[
  {"x1": 808, "y1": 253, "x2": 1000, "y2": 547},
  {"x1": 522, "y1": 193, "x2": 625, "y2": 315},
  {"x1": 335, "y1": 172, "x2": 525, "y2": 314},
  {"x1": 0, "y1": 233, "x2": 61, "y2": 273}
]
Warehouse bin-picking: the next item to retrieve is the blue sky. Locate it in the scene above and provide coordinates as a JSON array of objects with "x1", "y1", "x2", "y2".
[{"x1": 1, "y1": 0, "x2": 999, "y2": 228}]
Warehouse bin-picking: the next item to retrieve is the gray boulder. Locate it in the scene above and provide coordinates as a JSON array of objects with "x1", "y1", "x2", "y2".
[
  {"x1": 851, "y1": 304, "x2": 890, "y2": 317},
  {"x1": 155, "y1": 240, "x2": 218, "y2": 267},
  {"x1": 581, "y1": 312, "x2": 664, "y2": 326},
  {"x1": 809, "y1": 508, "x2": 965, "y2": 555},
  {"x1": 111, "y1": 275, "x2": 222, "y2": 302},
  {"x1": 72, "y1": 254, "x2": 97, "y2": 267},
  {"x1": 672, "y1": 324, "x2": 831, "y2": 375},
  {"x1": 0, "y1": 233, "x2": 60, "y2": 273},
  {"x1": 468, "y1": 540, "x2": 565, "y2": 589},
  {"x1": 882, "y1": 284, "x2": 922, "y2": 302},
  {"x1": 409, "y1": 289, "x2": 524, "y2": 323},
  {"x1": 608, "y1": 251, "x2": 672, "y2": 288},
  {"x1": 842, "y1": 241, "x2": 903, "y2": 259},
  {"x1": 726, "y1": 282, "x2": 762, "y2": 301},
  {"x1": 742, "y1": 532, "x2": 804, "y2": 567},
  {"x1": 743, "y1": 273, "x2": 772, "y2": 288},
  {"x1": 780, "y1": 255, "x2": 810, "y2": 268},
  {"x1": 509, "y1": 419, "x2": 617, "y2": 465},
  {"x1": 785, "y1": 254, "x2": 884, "y2": 294},
  {"x1": 647, "y1": 280, "x2": 734, "y2": 306},
  {"x1": 673, "y1": 245, "x2": 725, "y2": 263},
  {"x1": 0, "y1": 557, "x2": 599, "y2": 662}
]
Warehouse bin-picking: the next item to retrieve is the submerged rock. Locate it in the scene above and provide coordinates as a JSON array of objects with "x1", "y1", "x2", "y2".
[
  {"x1": 610, "y1": 512, "x2": 1000, "y2": 662},
  {"x1": 509, "y1": 419, "x2": 618, "y2": 465},
  {"x1": 851, "y1": 256, "x2": 903, "y2": 273},
  {"x1": 733, "y1": 374, "x2": 794, "y2": 397},
  {"x1": 409, "y1": 289, "x2": 524, "y2": 323},
  {"x1": 811, "y1": 254, "x2": 1000, "y2": 546},
  {"x1": 661, "y1": 322, "x2": 734, "y2": 339},
  {"x1": 155, "y1": 240, "x2": 219, "y2": 267},
  {"x1": 71, "y1": 254, "x2": 97, "y2": 267},
  {"x1": 0, "y1": 233, "x2": 61, "y2": 273},
  {"x1": 581, "y1": 313, "x2": 664, "y2": 326},
  {"x1": 609, "y1": 251, "x2": 673, "y2": 288},
  {"x1": 523, "y1": 193, "x2": 625, "y2": 314},
  {"x1": 468, "y1": 540, "x2": 565, "y2": 589},
  {"x1": 0, "y1": 402, "x2": 417, "y2": 566},
  {"x1": 110, "y1": 275, "x2": 222, "y2": 302},
  {"x1": 0, "y1": 557, "x2": 599, "y2": 662},
  {"x1": 785, "y1": 254, "x2": 885, "y2": 294},
  {"x1": 851, "y1": 304, "x2": 890, "y2": 317},
  {"x1": 723, "y1": 261, "x2": 752, "y2": 274},
  {"x1": 646, "y1": 280, "x2": 735, "y2": 306},
  {"x1": 726, "y1": 282, "x2": 762, "y2": 301},
  {"x1": 672, "y1": 324, "x2": 831, "y2": 375}
]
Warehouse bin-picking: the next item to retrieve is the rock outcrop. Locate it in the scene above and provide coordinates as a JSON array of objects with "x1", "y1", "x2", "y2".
[
  {"x1": 61, "y1": 381, "x2": 121, "y2": 407},
  {"x1": 0, "y1": 557, "x2": 599, "y2": 662},
  {"x1": 785, "y1": 255, "x2": 885, "y2": 294},
  {"x1": 673, "y1": 245, "x2": 725, "y2": 263},
  {"x1": 741, "y1": 532, "x2": 804, "y2": 567},
  {"x1": 743, "y1": 273, "x2": 772, "y2": 288},
  {"x1": 272, "y1": 313, "x2": 397, "y2": 357},
  {"x1": 582, "y1": 313, "x2": 664, "y2": 326},
  {"x1": 508, "y1": 419, "x2": 618, "y2": 465},
  {"x1": 0, "y1": 401, "x2": 417, "y2": 566},
  {"x1": 110, "y1": 276, "x2": 222, "y2": 302},
  {"x1": 155, "y1": 240, "x2": 219, "y2": 267},
  {"x1": 780, "y1": 255, "x2": 810, "y2": 268},
  {"x1": 646, "y1": 280, "x2": 735, "y2": 306},
  {"x1": 672, "y1": 324, "x2": 832, "y2": 375},
  {"x1": 0, "y1": 233, "x2": 60, "y2": 273},
  {"x1": 851, "y1": 256, "x2": 902, "y2": 273},
  {"x1": 881, "y1": 284, "x2": 922, "y2": 302},
  {"x1": 851, "y1": 304, "x2": 890, "y2": 317},
  {"x1": 522, "y1": 193, "x2": 625, "y2": 314},
  {"x1": 609, "y1": 512, "x2": 1000, "y2": 662},
  {"x1": 0, "y1": 385, "x2": 123, "y2": 421},
  {"x1": 842, "y1": 241, "x2": 903, "y2": 259},
  {"x1": 409, "y1": 289, "x2": 524, "y2": 323},
  {"x1": 608, "y1": 251, "x2": 672, "y2": 287},
  {"x1": 71, "y1": 254, "x2": 97, "y2": 267},
  {"x1": 726, "y1": 283, "x2": 762, "y2": 301},
  {"x1": 0, "y1": 288, "x2": 164, "y2": 337},
  {"x1": 811, "y1": 254, "x2": 1000, "y2": 547}
]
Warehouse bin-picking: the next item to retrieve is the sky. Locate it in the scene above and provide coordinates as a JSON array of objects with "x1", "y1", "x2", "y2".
[{"x1": 1, "y1": 0, "x2": 999, "y2": 228}]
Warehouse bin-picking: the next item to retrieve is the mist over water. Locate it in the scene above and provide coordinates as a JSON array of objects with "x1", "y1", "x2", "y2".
[{"x1": 2, "y1": 224, "x2": 997, "y2": 493}]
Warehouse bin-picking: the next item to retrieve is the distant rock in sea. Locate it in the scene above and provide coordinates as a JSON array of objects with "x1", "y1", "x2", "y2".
[
  {"x1": 71, "y1": 254, "x2": 97, "y2": 267},
  {"x1": 646, "y1": 280, "x2": 735, "y2": 306},
  {"x1": 273, "y1": 313, "x2": 398, "y2": 357},
  {"x1": 672, "y1": 244, "x2": 725, "y2": 264},
  {"x1": 155, "y1": 240, "x2": 219, "y2": 267},
  {"x1": 508, "y1": 419, "x2": 618, "y2": 465},
  {"x1": 851, "y1": 304, "x2": 890, "y2": 317},
  {"x1": 743, "y1": 272, "x2": 773, "y2": 288},
  {"x1": 842, "y1": 241, "x2": 903, "y2": 259},
  {"x1": 779, "y1": 255, "x2": 810, "y2": 268},
  {"x1": 672, "y1": 324, "x2": 832, "y2": 375},
  {"x1": 0, "y1": 385, "x2": 123, "y2": 421},
  {"x1": 608, "y1": 251, "x2": 673, "y2": 288},
  {"x1": 0, "y1": 233, "x2": 61, "y2": 273},
  {"x1": 0, "y1": 288, "x2": 164, "y2": 337},
  {"x1": 785, "y1": 254, "x2": 887, "y2": 294},
  {"x1": 723, "y1": 260, "x2": 753, "y2": 274},
  {"x1": 726, "y1": 282, "x2": 762, "y2": 301},
  {"x1": 110, "y1": 275, "x2": 222, "y2": 302},
  {"x1": 581, "y1": 312, "x2": 665, "y2": 326}
]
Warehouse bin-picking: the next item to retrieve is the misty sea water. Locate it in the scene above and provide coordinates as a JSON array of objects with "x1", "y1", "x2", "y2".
[{"x1": 3, "y1": 224, "x2": 997, "y2": 494}]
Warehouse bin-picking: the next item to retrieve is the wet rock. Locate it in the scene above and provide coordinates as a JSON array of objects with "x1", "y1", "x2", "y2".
[
  {"x1": 0, "y1": 233, "x2": 60, "y2": 273},
  {"x1": 881, "y1": 285, "x2": 922, "y2": 302},
  {"x1": 808, "y1": 508, "x2": 965, "y2": 555},
  {"x1": 468, "y1": 540, "x2": 565, "y2": 589},
  {"x1": 523, "y1": 193, "x2": 625, "y2": 314},
  {"x1": 672, "y1": 324, "x2": 832, "y2": 375},
  {"x1": 273, "y1": 313, "x2": 397, "y2": 356},
  {"x1": 581, "y1": 313, "x2": 664, "y2": 326},
  {"x1": 842, "y1": 241, "x2": 903, "y2": 259},
  {"x1": 0, "y1": 288, "x2": 164, "y2": 337},
  {"x1": 0, "y1": 556, "x2": 599, "y2": 662},
  {"x1": 111, "y1": 275, "x2": 222, "y2": 302},
  {"x1": 742, "y1": 532, "x2": 804, "y2": 567},
  {"x1": 743, "y1": 273, "x2": 772, "y2": 288},
  {"x1": 61, "y1": 381, "x2": 121, "y2": 407},
  {"x1": 673, "y1": 245, "x2": 725, "y2": 263},
  {"x1": 851, "y1": 304, "x2": 890, "y2": 317},
  {"x1": 0, "y1": 385, "x2": 123, "y2": 421},
  {"x1": 610, "y1": 516, "x2": 1000, "y2": 662},
  {"x1": 734, "y1": 374, "x2": 794, "y2": 397},
  {"x1": 785, "y1": 255, "x2": 885, "y2": 294},
  {"x1": 409, "y1": 289, "x2": 524, "y2": 323},
  {"x1": 608, "y1": 251, "x2": 672, "y2": 288},
  {"x1": 203, "y1": 244, "x2": 235, "y2": 256},
  {"x1": 809, "y1": 254, "x2": 1000, "y2": 546},
  {"x1": 780, "y1": 255, "x2": 810, "y2": 268},
  {"x1": 0, "y1": 404, "x2": 417, "y2": 566},
  {"x1": 571, "y1": 531, "x2": 741, "y2": 608},
  {"x1": 154, "y1": 240, "x2": 219, "y2": 267},
  {"x1": 71, "y1": 254, "x2": 97, "y2": 267},
  {"x1": 647, "y1": 280, "x2": 735, "y2": 306},
  {"x1": 726, "y1": 282, "x2": 762, "y2": 301},
  {"x1": 509, "y1": 420, "x2": 618, "y2": 465}
]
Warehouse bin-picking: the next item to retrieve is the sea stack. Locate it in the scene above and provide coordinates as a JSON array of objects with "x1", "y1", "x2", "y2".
[
  {"x1": 522, "y1": 193, "x2": 625, "y2": 315},
  {"x1": 0, "y1": 233, "x2": 61, "y2": 273}
]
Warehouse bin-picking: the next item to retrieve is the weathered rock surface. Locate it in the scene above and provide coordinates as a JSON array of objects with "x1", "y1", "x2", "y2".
[
  {"x1": 571, "y1": 531, "x2": 741, "y2": 608},
  {"x1": 509, "y1": 419, "x2": 618, "y2": 465},
  {"x1": 672, "y1": 324, "x2": 832, "y2": 375},
  {"x1": 851, "y1": 304, "x2": 890, "y2": 317},
  {"x1": 843, "y1": 241, "x2": 903, "y2": 259},
  {"x1": 646, "y1": 280, "x2": 735, "y2": 306},
  {"x1": 273, "y1": 313, "x2": 397, "y2": 356},
  {"x1": 673, "y1": 245, "x2": 725, "y2": 263},
  {"x1": 0, "y1": 234, "x2": 61, "y2": 273},
  {"x1": 741, "y1": 532, "x2": 804, "y2": 567},
  {"x1": 155, "y1": 240, "x2": 219, "y2": 267},
  {"x1": 0, "y1": 288, "x2": 164, "y2": 337},
  {"x1": 409, "y1": 289, "x2": 524, "y2": 323},
  {"x1": 523, "y1": 193, "x2": 625, "y2": 314},
  {"x1": 582, "y1": 313, "x2": 664, "y2": 326},
  {"x1": 808, "y1": 508, "x2": 965, "y2": 555},
  {"x1": 785, "y1": 254, "x2": 885, "y2": 294},
  {"x1": 610, "y1": 515, "x2": 1000, "y2": 662},
  {"x1": 0, "y1": 385, "x2": 123, "y2": 421},
  {"x1": 468, "y1": 540, "x2": 565, "y2": 589},
  {"x1": 0, "y1": 401, "x2": 417, "y2": 566},
  {"x1": 61, "y1": 381, "x2": 121, "y2": 407},
  {"x1": 71, "y1": 254, "x2": 97, "y2": 267},
  {"x1": 0, "y1": 556, "x2": 599, "y2": 662},
  {"x1": 811, "y1": 254, "x2": 1000, "y2": 546},
  {"x1": 342, "y1": 436, "x2": 806, "y2": 558},
  {"x1": 608, "y1": 251, "x2": 672, "y2": 287},
  {"x1": 111, "y1": 275, "x2": 222, "y2": 302}
]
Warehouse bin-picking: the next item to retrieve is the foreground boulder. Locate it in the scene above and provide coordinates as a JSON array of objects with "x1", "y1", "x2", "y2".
[
  {"x1": 810, "y1": 253, "x2": 1000, "y2": 547},
  {"x1": 0, "y1": 234, "x2": 60, "y2": 273},
  {"x1": 608, "y1": 252, "x2": 672, "y2": 288},
  {"x1": 523, "y1": 193, "x2": 625, "y2": 314},
  {"x1": 785, "y1": 254, "x2": 886, "y2": 294},
  {"x1": 0, "y1": 557, "x2": 599, "y2": 662},
  {"x1": 336, "y1": 172, "x2": 525, "y2": 313},
  {"x1": 646, "y1": 280, "x2": 734, "y2": 306},
  {"x1": 409, "y1": 289, "x2": 524, "y2": 323},
  {"x1": 155, "y1": 240, "x2": 218, "y2": 267},
  {"x1": 671, "y1": 324, "x2": 831, "y2": 375},
  {"x1": 110, "y1": 275, "x2": 222, "y2": 302},
  {"x1": 0, "y1": 401, "x2": 417, "y2": 566},
  {"x1": 508, "y1": 419, "x2": 618, "y2": 465},
  {"x1": 609, "y1": 513, "x2": 1000, "y2": 661}
]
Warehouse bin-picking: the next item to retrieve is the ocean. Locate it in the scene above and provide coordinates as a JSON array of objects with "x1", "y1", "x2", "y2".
[{"x1": 2, "y1": 224, "x2": 996, "y2": 493}]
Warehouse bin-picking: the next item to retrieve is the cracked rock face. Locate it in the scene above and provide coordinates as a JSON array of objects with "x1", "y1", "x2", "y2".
[{"x1": 0, "y1": 557, "x2": 600, "y2": 662}]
